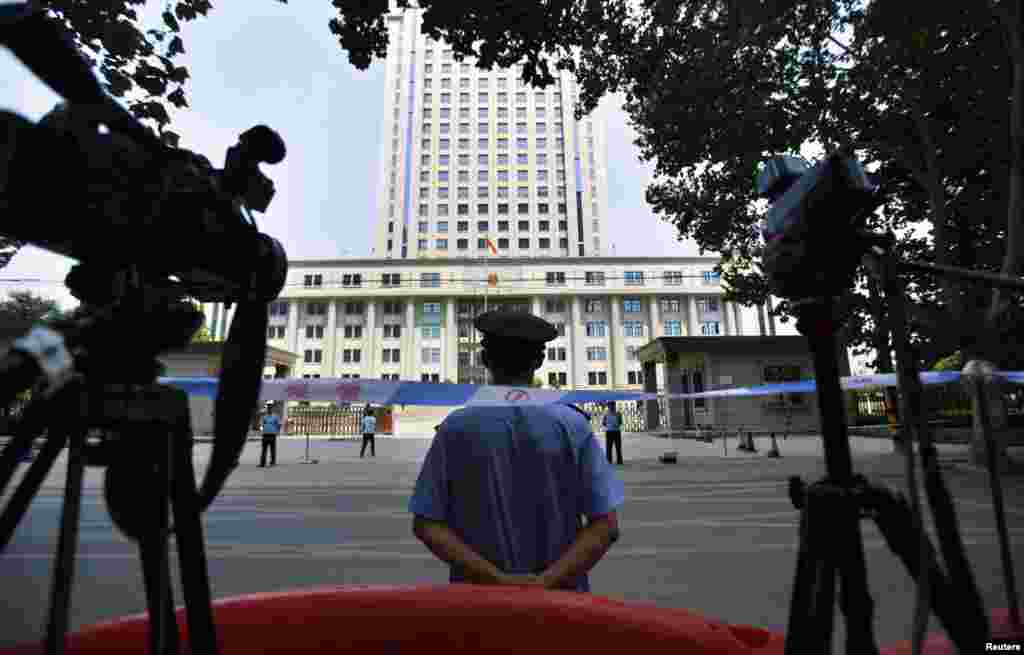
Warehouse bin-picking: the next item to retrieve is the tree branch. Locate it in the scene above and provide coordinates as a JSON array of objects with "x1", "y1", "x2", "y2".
[
  {"x1": 827, "y1": 34, "x2": 856, "y2": 59},
  {"x1": 852, "y1": 138, "x2": 930, "y2": 190}
]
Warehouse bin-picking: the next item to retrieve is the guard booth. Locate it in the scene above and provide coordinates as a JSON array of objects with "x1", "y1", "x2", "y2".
[
  {"x1": 637, "y1": 336, "x2": 854, "y2": 436},
  {"x1": 159, "y1": 343, "x2": 298, "y2": 436}
]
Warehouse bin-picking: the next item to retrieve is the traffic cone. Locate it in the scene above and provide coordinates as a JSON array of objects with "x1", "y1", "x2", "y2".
[{"x1": 767, "y1": 432, "x2": 781, "y2": 458}]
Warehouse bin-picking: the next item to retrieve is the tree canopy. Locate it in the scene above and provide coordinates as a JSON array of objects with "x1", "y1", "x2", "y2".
[{"x1": 0, "y1": 290, "x2": 62, "y2": 324}]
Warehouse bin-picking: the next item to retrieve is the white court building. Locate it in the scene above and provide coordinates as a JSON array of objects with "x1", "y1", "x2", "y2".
[
  {"x1": 373, "y1": 1, "x2": 611, "y2": 260},
  {"x1": 202, "y1": 256, "x2": 743, "y2": 390}
]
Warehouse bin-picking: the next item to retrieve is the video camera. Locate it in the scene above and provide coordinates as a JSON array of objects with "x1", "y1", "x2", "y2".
[
  {"x1": 0, "y1": 3, "x2": 287, "y2": 502},
  {"x1": 756, "y1": 152, "x2": 882, "y2": 299}
]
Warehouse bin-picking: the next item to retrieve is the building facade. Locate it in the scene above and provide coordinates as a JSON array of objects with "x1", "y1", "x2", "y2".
[
  {"x1": 202, "y1": 256, "x2": 743, "y2": 390},
  {"x1": 375, "y1": 2, "x2": 610, "y2": 260}
]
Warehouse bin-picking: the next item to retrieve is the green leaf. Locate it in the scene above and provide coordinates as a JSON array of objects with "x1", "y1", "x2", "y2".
[
  {"x1": 168, "y1": 36, "x2": 185, "y2": 56},
  {"x1": 167, "y1": 87, "x2": 189, "y2": 109},
  {"x1": 168, "y1": 65, "x2": 190, "y2": 84},
  {"x1": 162, "y1": 10, "x2": 180, "y2": 33}
]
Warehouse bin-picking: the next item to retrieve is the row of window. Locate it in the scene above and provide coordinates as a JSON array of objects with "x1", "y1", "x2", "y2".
[
  {"x1": 415, "y1": 207, "x2": 571, "y2": 221},
  {"x1": 303, "y1": 371, "x2": 634, "y2": 386},
  {"x1": 279, "y1": 319, "x2": 719, "y2": 344},
  {"x1": 294, "y1": 271, "x2": 714, "y2": 293},
  {"x1": 420, "y1": 237, "x2": 568, "y2": 251},
  {"x1": 422, "y1": 91, "x2": 561, "y2": 106},
  {"x1": 420, "y1": 185, "x2": 571, "y2": 200},
  {"x1": 423, "y1": 106, "x2": 561, "y2": 121},
  {"x1": 423, "y1": 136, "x2": 566, "y2": 152},
  {"x1": 415, "y1": 219, "x2": 573, "y2": 232},
  {"x1": 421, "y1": 75, "x2": 559, "y2": 95},
  {"x1": 423, "y1": 152, "x2": 566, "y2": 167},
  {"x1": 305, "y1": 346, "x2": 651, "y2": 369},
  {"x1": 304, "y1": 347, "x2": 649, "y2": 367},
  {"x1": 429, "y1": 169, "x2": 563, "y2": 183},
  {"x1": 423, "y1": 122, "x2": 564, "y2": 137},
  {"x1": 269, "y1": 295, "x2": 721, "y2": 319}
]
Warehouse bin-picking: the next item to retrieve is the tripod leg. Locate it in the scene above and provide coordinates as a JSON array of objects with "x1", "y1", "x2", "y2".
[
  {"x1": 0, "y1": 431, "x2": 67, "y2": 551},
  {"x1": 0, "y1": 430, "x2": 38, "y2": 494},
  {"x1": 138, "y1": 430, "x2": 180, "y2": 655},
  {"x1": 0, "y1": 394, "x2": 58, "y2": 498},
  {"x1": 807, "y1": 486, "x2": 838, "y2": 654},
  {"x1": 832, "y1": 493, "x2": 880, "y2": 655},
  {"x1": 922, "y1": 462, "x2": 990, "y2": 638},
  {"x1": 172, "y1": 433, "x2": 218, "y2": 655},
  {"x1": 785, "y1": 506, "x2": 830, "y2": 655},
  {"x1": 870, "y1": 486, "x2": 976, "y2": 651},
  {"x1": 139, "y1": 536, "x2": 180, "y2": 655},
  {"x1": 44, "y1": 430, "x2": 86, "y2": 655},
  {"x1": 810, "y1": 558, "x2": 837, "y2": 654}
]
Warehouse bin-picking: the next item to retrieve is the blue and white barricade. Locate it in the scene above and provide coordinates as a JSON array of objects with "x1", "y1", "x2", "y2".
[{"x1": 156, "y1": 370, "x2": 1024, "y2": 406}]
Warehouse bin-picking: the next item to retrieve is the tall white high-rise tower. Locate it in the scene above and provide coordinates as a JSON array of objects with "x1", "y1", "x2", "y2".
[{"x1": 373, "y1": 4, "x2": 610, "y2": 260}]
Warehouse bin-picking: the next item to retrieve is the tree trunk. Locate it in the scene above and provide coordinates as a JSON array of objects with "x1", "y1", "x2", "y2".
[
  {"x1": 765, "y1": 298, "x2": 777, "y2": 336},
  {"x1": 971, "y1": 2, "x2": 1024, "y2": 468},
  {"x1": 757, "y1": 301, "x2": 767, "y2": 336},
  {"x1": 868, "y1": 273, "x2": 903, "y2": 446}
]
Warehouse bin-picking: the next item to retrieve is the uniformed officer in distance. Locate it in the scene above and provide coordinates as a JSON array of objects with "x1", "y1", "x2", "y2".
[{"x1": 408, "y1": 310, "x2": 624, "y2": 591}]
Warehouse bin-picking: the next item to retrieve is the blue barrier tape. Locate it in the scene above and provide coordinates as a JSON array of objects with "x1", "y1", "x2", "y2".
[{"x1": 155, "y1": 370, "x2": 1024, "y2": 406}]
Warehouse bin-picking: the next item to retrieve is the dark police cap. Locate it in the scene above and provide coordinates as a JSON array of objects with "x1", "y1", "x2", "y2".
[{"x1": 474, "y1": 310, "x2": 558, "y2": 345}]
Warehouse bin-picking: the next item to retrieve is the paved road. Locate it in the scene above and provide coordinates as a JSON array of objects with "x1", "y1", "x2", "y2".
[{"x1": 1, "y1": 434, "x2": 1022, "y2": 651}]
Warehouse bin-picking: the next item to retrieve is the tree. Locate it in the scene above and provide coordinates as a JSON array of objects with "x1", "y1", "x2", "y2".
[
  {"x1": 0, "y1": 290, "x2": 62, "y2": 324},
  {"x1": 531, "y1": 377, "x2": 543, "y2": 388},
  {"x1": 564, "y1": 0, "x2": 1021, "y2": 463},
  {"x1": 932, "y1": 351, "x2": 963, "y2": 372}
]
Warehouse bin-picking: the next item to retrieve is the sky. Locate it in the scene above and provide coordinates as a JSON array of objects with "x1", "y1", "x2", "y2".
[{"x1": 0, "y1": 1, "x2": 817, "y2": 353}]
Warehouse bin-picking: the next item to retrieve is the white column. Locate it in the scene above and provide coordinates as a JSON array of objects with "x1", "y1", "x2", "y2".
[
  {"x1": 287, "y1": 300, "x2": 299, "y2": 362},
  {"x1": 532, "y1": 296, "x2": 545, "y2": 384},
  {"x1": 403, "y1": 298, "x2": 416, "y2": 380},
  {"x1": 721, "y1": 299, "x2": 732, "y2": 336},
  {"x1": 445, "y1": 297, "x2": 457, "y2": 383},
  {"x1": 733, "y1": 302, "x2": 743, "y2": 336},
  {"x1": 569, "y1": 296, "x2": 584, "y2": 389},
  {"x1": 364, "y1": 300, "x2": 377, "y2": 379},
  {"x1": 648, "y1": 296, "x2": 660, "y2": 339},
  {"x1": 325, "y1": 299, "x2": 337, "y2": 377},
  {"x1": 207, "y1": 303, "x2": 220, "y2": 338},
  {"x1": 688, "y1": 295, "x2": 699, "y2": 337},
  {"x1": 609, "y1": 295, "x2": 623, "y2": 389}
]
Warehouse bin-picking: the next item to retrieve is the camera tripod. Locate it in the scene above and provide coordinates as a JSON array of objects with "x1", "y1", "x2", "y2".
[
  {"x1": 783, "y1": 234, "x2": 1022, "y2": 654},
  {"x1": 0, "y1": 294, "x2": 219, "y2": 655}
]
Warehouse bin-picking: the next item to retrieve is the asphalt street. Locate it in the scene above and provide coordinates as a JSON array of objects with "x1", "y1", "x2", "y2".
[{"x1": 1, "y1": 433, "x2": 1022, "y2": 651}]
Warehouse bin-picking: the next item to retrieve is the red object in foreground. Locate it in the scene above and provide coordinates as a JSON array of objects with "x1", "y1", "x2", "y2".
[
  {"x1": 0, "y1": 585, "x2": 1018, "y2": 655},
  {"x1": 878, "y1": 608, "x2": 1023, "y2": 655}
]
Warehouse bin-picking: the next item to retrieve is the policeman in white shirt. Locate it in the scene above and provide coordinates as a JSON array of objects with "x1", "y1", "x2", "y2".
[
  {"x1": 408, "y1": 310, "x2": 624, "y2": 591},
  {"x1": 360, "y1": 406, "x2": 377, "y2": 458},
  {"x1": 259, "y1": 403, "x2": 283, "y2": 467},
  {"x1": 602, "y1": 401, "x2": 625, "y2": 466}
]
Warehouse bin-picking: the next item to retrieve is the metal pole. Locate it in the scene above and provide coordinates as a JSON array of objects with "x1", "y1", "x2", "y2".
[
  {"x1": 968, "y1": 372, "x2": 1021, "y2": 626},
  {"x1": 896, "y1": 259, "x2": 1024, "y2": 291},
  {"x1": 873, "y1": 248, "x2": 990, "y2": 652},
  {"x1": 45, "y1": 430, "x2": 85, "y2": 655}
]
